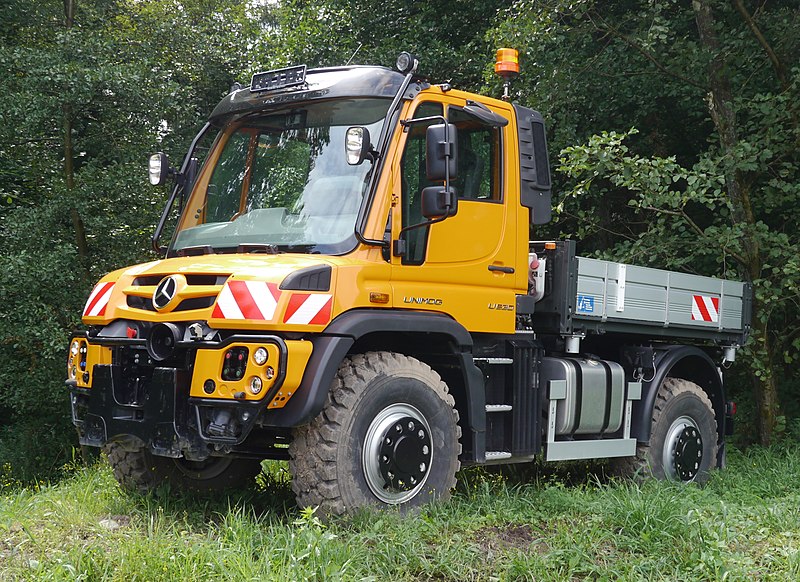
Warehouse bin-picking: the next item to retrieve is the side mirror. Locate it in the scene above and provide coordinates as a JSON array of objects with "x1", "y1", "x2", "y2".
[
  {"x1": 421, "y1": 186, "x2": 458, "y2": 219},
  {"x1": 148, "y1": 152, "x2": 171, "y2": 186},
  {"x1": 345, "y1": 126, "x2": 372, "y2": 165},
  {"x1": 426, "y1": 123, "x2": 458, "y2": 181}
]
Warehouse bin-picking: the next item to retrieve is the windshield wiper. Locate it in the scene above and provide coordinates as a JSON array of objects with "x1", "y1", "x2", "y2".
[
  {"x1": 176, "y1": 245, "x2": 214, "y2": 257},
  {"x1": 237, "y1": 243, "x2": 281, "y2": 254}
]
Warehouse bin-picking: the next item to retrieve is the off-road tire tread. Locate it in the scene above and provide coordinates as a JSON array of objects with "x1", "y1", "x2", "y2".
[
  {"x1": 104, "y1": 443, "x2": 159, "y2": 492},
  {"x1": 614, "y1": 377, "x2": 717, "y2": 482},
  {"x1": 289, "y1": 351, "x2": 461, "y2": 516},
  {"x1": 104, "y1": 442, "x2": 262, "y2": 494}
]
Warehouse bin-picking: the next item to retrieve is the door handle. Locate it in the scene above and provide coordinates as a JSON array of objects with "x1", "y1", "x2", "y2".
[{"x1": 488, "y1": 265, "x2": 514, "y2": 274}]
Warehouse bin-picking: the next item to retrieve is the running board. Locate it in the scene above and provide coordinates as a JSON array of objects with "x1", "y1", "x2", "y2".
[
  {"x1": 485, "y1": 404, "x2": 513, "y2": 412},
  {"x1": 485, "y1": 451, "x2": 512, "y2": 461}
]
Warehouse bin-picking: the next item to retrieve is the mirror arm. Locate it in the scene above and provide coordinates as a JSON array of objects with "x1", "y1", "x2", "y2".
[
  {"x1": 151, "y1": 122, "x2": 212, "y2": 255},
  {"x1": 397, "y1": 213, "x2": 447, "y2": 237},
  {"x1": 355, "y1": 70, "x2": 418, "y2": 248}
]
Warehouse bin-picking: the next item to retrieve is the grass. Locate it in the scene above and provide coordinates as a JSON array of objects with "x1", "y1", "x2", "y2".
[{"x1": 1, "y1": 444, "x2": 799, "y2": 581}]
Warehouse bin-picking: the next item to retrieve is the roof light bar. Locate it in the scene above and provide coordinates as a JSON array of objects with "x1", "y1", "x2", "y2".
[{"x1": 250, "y1": 65, "x2": 307, "y2": 93}]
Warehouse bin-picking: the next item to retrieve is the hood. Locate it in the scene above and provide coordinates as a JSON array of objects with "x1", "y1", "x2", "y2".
[{"x1": 81, "y1": 253, "x2": 353, "y2": 331}]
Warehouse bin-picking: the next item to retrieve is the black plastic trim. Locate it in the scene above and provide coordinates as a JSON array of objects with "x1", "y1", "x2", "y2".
[
  {"x1": 631, "y1": 345, "x2": 725, "y2": 445},
  {"x1": 259, "y1": 335, "x2": 354, "y2": 428},
  {"x1": 279, "y1": 264, "x2": 332, "y2": 291},
  {"x1": 323, "y1": 308, "x2": 473, "y2": 348},
  {"x1": 513, "y1": 104, "x2": 552, "y2": 225},
  {"x1": 260, "y1": 310, "x2": 476, "y2": 430}
]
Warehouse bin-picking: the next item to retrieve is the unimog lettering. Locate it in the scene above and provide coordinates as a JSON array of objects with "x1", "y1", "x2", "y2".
[{"x1": 403, "y1": 297, "x2": 444, "y2": 306}]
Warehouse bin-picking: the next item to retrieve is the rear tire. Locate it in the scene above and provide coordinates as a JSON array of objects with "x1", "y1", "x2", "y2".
[
  {"x1": 289, "y1": 351, "x2": 461, "y2": 516},
  {"x1": 104, "y1": 443, "x2": 262, "y2": 493},
  {"x1": 615, "y1": 377, "x2": 718, "y2": 483}
]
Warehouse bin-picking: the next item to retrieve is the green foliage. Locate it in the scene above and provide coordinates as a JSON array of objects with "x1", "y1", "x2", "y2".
[
  {"x1": 252, "y1": 0, "x2": 513, "y2": 89},
  {"x1": 2, "y1": 445, "x2": 800, "y2": 579},
  {"x1": 491, "y1": 0, "x2": 800, "y2": 441},
  {"x1": 0, "y1": 0, "x2": 264, "y2": 482}
]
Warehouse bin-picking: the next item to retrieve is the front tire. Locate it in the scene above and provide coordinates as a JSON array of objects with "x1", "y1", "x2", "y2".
[
  {"x1": 617, "y1": 377, "x2": 718, "y2": 483},
  {"x1": 104, "y1": 443, "x2": 263, "y2": 494},
  {"x1": 289, "y1": 351, "x2": 461, "y2": 515}
]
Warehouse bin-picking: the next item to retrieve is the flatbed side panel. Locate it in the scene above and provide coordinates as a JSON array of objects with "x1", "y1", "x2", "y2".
[{"x1": 574, "y1": 257, "x2": 747, "y2": 335}]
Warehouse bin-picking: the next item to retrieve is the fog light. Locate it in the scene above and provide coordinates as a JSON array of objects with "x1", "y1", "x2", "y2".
[
  {"x1": 70, "y1": 367, "x2": 77, "y2": 380},
  {"x1": 248, "y1": 376, "x2": 263, "y2": 395},
  {"x1": 203, "y1": 379, "x2": 216, "y2": 394},
  {"x1": 253, "y1": 347, "x2": 268, "y2": 366},
  {"x1": 396, "y1": 51, "x2": 419, "y2": 75},
  {"x1": 71, "y1": 341, "x2": 79, "y2": 356}
]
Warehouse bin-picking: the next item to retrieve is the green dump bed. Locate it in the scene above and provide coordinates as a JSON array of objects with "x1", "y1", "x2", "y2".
[{"x1": 530, "y1": 241, "x2": 751, "y2": 345}]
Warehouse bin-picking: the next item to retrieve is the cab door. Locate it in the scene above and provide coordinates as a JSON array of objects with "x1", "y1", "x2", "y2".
[{"x1": 389, "y1": 96, "x2": 520, "y2": 334}]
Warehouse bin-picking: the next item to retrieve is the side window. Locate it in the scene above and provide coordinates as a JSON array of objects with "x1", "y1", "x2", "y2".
[
  {"x1": 449, "y1": 108, "x2": 502, "y2": 201},
  {"x1": 400, "y1": 101, "x2": 443, "y2": 265}
]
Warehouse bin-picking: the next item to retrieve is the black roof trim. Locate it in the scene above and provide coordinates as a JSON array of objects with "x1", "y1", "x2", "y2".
[{"x1": 209, "y1": 66, "x2": 407, "y2": 124}]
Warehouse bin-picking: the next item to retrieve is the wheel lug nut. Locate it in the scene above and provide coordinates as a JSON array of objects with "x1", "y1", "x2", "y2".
[{"x1": 419, "y1": 463, "x2": 426, "y2": 472}]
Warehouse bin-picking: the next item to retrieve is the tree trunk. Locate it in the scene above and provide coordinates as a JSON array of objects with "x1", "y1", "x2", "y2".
[
  {"x1": 692, "y1": 0, "x2": 778, "y2": 444},
  {"x1": 63, "y1": 0, "x2": 91, "y2": 284}
]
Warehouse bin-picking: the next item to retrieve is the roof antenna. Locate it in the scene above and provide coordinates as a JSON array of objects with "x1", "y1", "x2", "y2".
[{"x1": 345, "y1": 43, "x2": 363, "y2": 66}]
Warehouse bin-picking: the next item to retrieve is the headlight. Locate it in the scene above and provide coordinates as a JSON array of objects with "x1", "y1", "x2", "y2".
[
  {"x1": 253, "y1": 347, "x2": 269, "y2": 366},
  {"x1": 248, "y1": 376, "x2": 263, "y2": 395}
]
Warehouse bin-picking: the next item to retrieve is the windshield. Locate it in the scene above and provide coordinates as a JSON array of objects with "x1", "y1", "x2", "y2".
[{"x1": 172, "y1": 98, "x2": 389, "y2": 255}]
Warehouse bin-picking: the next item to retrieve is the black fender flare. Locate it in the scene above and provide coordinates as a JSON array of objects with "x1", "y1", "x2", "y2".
[
  {"x1": 632, "y1": 345, "x2": 725, "y2": 446},
  {"x1": 261, "y1": 309, "x2": 484, "y2": 436}
]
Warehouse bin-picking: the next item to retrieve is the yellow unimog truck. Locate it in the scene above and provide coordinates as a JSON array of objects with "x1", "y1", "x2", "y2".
[{"x1": 67, "y1": 51, "x2": 750, "y2": 515}]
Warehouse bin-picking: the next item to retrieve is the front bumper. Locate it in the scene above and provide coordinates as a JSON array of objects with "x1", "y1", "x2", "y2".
[{"x1": 68, "y1": 332, "x2": 311, "y2": 459}]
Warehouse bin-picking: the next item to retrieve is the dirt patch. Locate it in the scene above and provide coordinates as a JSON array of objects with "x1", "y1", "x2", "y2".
[{"x1": 472, "y1": 522, "x2": 549, "y2": 556}]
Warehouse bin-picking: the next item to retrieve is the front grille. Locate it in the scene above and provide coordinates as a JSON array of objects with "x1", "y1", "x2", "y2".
[
  {"x1": 174, "y1": 297, "x2": 216, "y2": 312},
  {"x1": 124, "y1": 273, "x2": 229, "y2": 314},
  {"x1": 132, "y1": 275, "x2": 163, "y2": 286},
  {"x1": 127, "y1": 295, "x2": 157, "y2": 312}
]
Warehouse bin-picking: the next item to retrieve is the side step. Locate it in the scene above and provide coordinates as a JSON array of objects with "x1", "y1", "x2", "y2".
[
  {"x1": 485, "y1": 451, "x2": 512, "y2": 461},
  {"x1": 485, "y1": 404, "x2": 512, "y2": 412}
]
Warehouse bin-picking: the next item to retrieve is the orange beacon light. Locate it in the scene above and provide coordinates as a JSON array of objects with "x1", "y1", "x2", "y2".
[{"x1": 495, "y1": 48, "x2": 519, "y2": 100}]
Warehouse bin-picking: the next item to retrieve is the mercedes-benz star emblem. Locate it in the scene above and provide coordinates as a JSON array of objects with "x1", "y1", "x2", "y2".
[{"x1": 152, "y1": 275, "x2": 179, "y2": 311}]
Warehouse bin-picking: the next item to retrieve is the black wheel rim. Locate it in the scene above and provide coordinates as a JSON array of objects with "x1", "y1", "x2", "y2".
[
  {"x1": 664, "y1": 415, "x2": 703, "y2": 481},
  {"x1": 171, "y1": 456, "x2": 234, "y2": 480}
]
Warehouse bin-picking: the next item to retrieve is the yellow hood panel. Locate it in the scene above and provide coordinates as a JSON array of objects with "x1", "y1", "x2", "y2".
[{"x1": 82, "y1": 254, "x2": 392, "y2": 332}]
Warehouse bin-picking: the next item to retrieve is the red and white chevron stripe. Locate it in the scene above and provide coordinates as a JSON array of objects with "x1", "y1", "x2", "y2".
[
  {"x1": 83, "y1": 281, "x2": 115, "y2": 317},
  {"x1": 283, "y1": 293, "x2": 332, "y2": 325},
  {"x1": 212, "y1": 280, "x2": 281, "y2": 320},
  {"x1": 691, "y1": 295, "x2": 720, "y2": 323}
]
